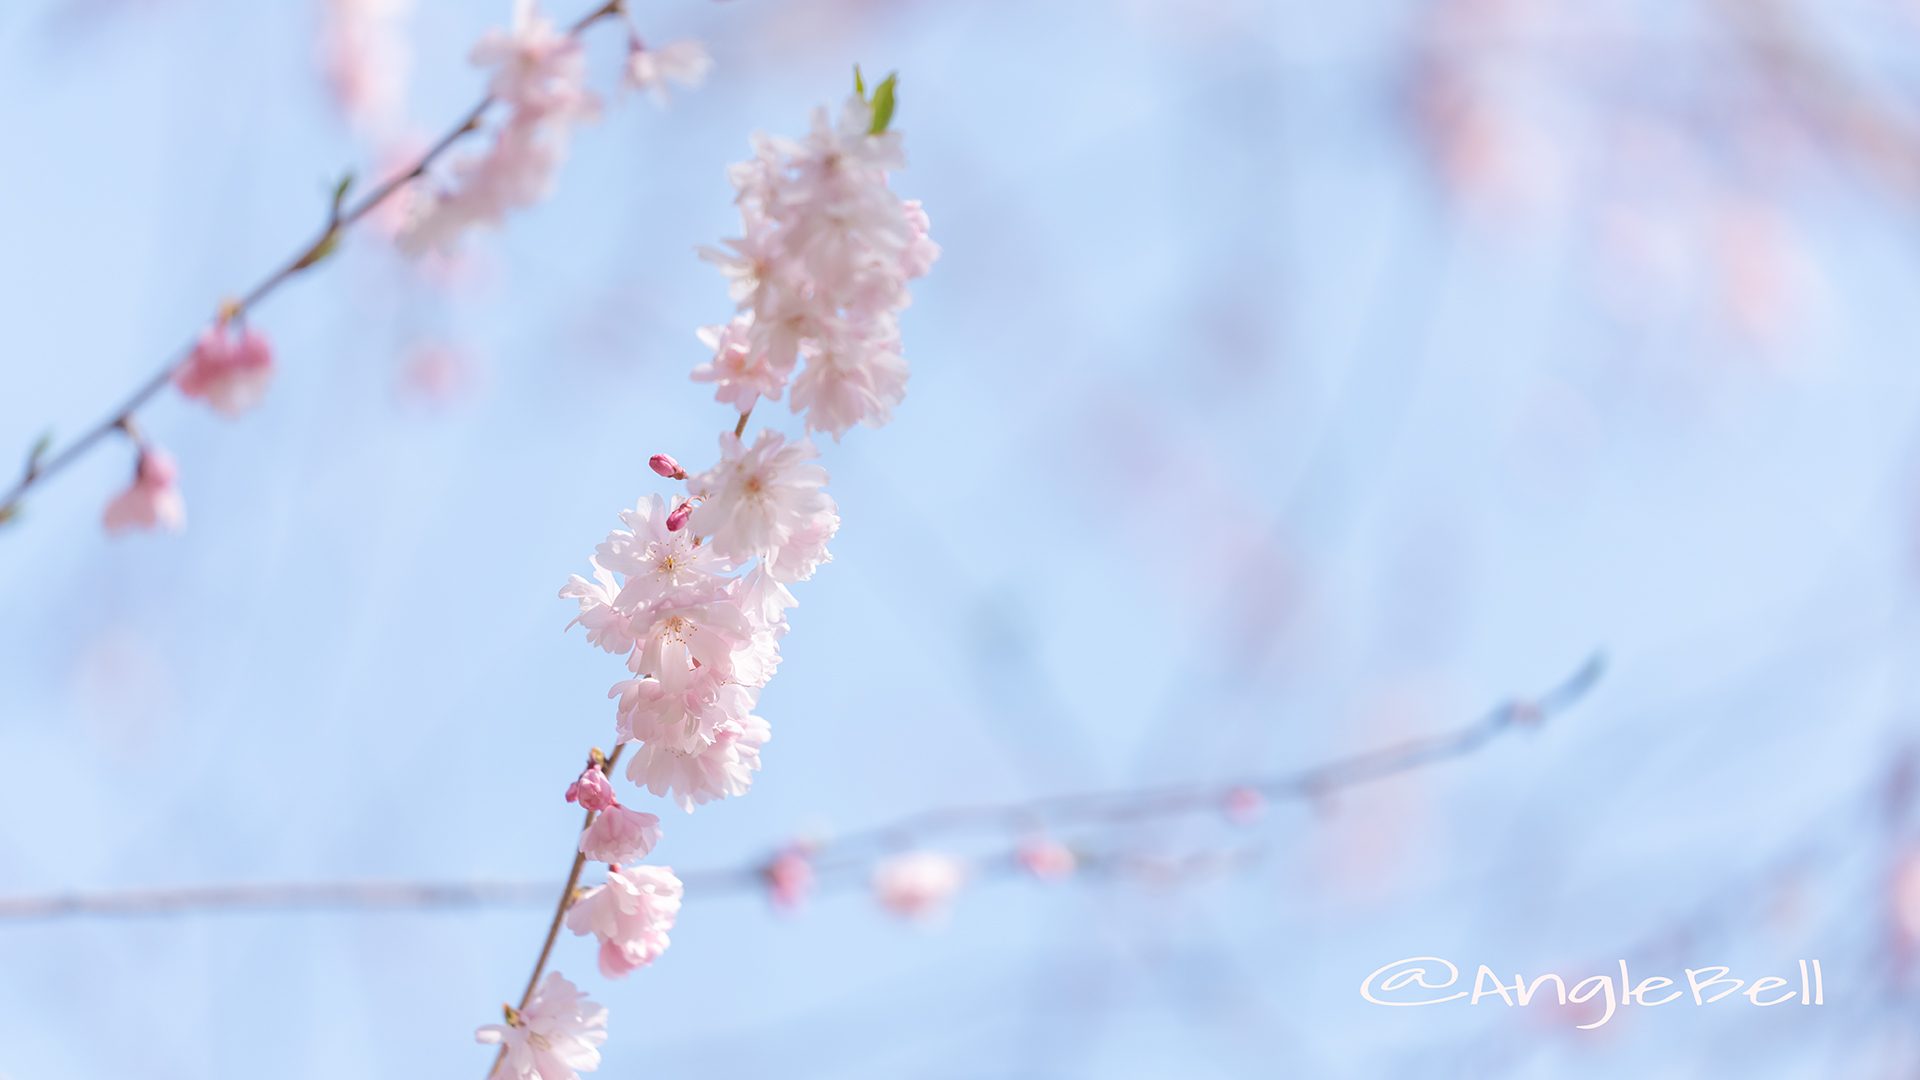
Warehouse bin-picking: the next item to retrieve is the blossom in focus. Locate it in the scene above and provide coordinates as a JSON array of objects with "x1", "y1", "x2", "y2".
[
  {"x1": 175, "y1": 320, "x2": 274, "y2": 417},
  {"x1": 873, "y1": 851, "x2": 965, "y2": 919},
  {"x1": 565, "y1": 764, "x2": 616, "y2": 812},
  {"x1": 578, "y1": 803, "x2": 662, "y2": 864},
  {"x1": 625, "y1": 39, "x2": 710, "y2": 105},
  {"x1": 695, "y1": 92, "x2": 937, "y2": 438},
  {"x1": 687, "y1": 430, "x2": 835, "y2": 565},
  {"x1": 475, "y1": 971, "x2": 607, "y2": 1080},
  {"x1": 625, "y1": 712, "x2": 770, "y2": 812},
  {"x1": 565, "y1": 864, "x2": 683, "y2": 977},
  {"x1": 102, "y1": 448, "x2": 186, "y2": 534}
]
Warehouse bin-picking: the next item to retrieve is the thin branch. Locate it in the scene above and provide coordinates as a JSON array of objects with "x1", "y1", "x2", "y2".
[
  {"x1": 0, "y1": 652, "x2": 1605, "y2": 923},
  {"x1": 0, "y1": 0, "x2": 627, "y2": 526}
]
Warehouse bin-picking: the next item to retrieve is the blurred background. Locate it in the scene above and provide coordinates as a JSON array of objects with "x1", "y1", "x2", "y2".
[{"x1": 5, "y1": 0, "x2": 1920, "y2": 1075}]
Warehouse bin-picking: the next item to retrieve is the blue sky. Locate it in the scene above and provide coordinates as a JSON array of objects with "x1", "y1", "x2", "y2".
[{"x1": 3, "y1": 0, "x2": 1919, "y2": 1076}]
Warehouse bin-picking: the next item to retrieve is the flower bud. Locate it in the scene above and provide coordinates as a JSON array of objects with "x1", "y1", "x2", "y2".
[
  {"x1": 649, "y1": 453, "x2": 684, "y2": 479},
  {"x1": 565, "y1": 765, "x2": 616, "y2": 812},
  {"x1": 666, "y1": 500, "x2": 693, "y2": 532}
]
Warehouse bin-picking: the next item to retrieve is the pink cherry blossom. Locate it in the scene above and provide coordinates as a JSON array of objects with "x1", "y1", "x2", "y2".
[
  {"x1": 763, "y1": 847, "x2": 815, "y2": 911},
  {"x1": 691, "y1": 316, "x2": 793, "y2": 412},
  {"x1": 687, "y1": 430, "x2": 834, "y2": 564},
  {"x1": 625, "y1": 712, "x2": 770, "y2": 813},
  {"x1": 565, "y1": 864, "x2": 683, "y2": 977},
  {"x1": 102, "y1": 448, "x2": 186, "y2": 535},
  {"x1": 873, "y1": 851, "x2": 965, "y2": 920},
  {"x1": 578, "y1": 804, "x2": 661, "y2": 864},
  {"x1": 625, "y1": 40, "x2": 711, "y2": 106},
  {"x1": 475, "y1": 971, "x2": 607, "y2": 1080},
  {"x1": 470, "y1": 0, "x2": 594, "y2": 117},
  {"x1": 174, "y1": 320, "x2": 274, "y2": 417},
  {"x1": 564, "y1": 765, "x2": 615, "y2": 812},
  {"x1": 397, "y1": 1, "x2": 597, "y2": 256},
  {"x1": 691, "y1": 92, "x2": 933, "y2": 437},
  {"x1": 788, "y1": 322, "x2": 909, "y2": 439},
  {"x1": 648, "y1": 453, "x2": 683, "y2": 479},
  {"x1": 1223, "y1": 785, "x2": 1266, "y2": 825},
  {"x1": 1016, "y1": 838, "x2": 1077, "y2": 882}
]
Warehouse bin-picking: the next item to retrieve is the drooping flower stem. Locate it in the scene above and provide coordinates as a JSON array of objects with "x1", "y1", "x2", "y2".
[{"x1": 491, "y1": 743, "x2": 625, "y2": 1077}]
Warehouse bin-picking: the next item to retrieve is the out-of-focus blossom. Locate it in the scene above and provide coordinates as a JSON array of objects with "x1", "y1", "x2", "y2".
[
  {"x1": 475, "y1": 971, "x2": 607, "y2": 1080},
  {"x1": 1016, "y1": 838, "x2": 1077, "y2": 881},
  {"x1": 762, "y1": 846, "x2": 815, "y2": 910},
  {"x1": 319, "y1": 0, "x2": 412, "y2": 135},
  {"x1": 398, "y1": 0, "x2": 598, "y2": 255},
  {"x1": 1222, "y1": 785, "x2": 1266, "y2": 825},
  {"x1": 174, "y1": 320, "x2": 273, "y2": 417},
  {"x1": 625, "y1": 40, "x2": 711, "y2": 105},
  {"x1": 873, "y1": 851, "x2": 965, "y2": 919},
  {"x1": 102, "y1": 448, "x2": 185, "y2": 534}
]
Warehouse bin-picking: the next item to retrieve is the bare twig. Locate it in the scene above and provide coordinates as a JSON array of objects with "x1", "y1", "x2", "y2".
[
  {"x1": 0, "y1": 0, "x2": 627, "y2": 527},
  {"x1": 0, "y1": 652, "x2": 1605, "y2": 923}
]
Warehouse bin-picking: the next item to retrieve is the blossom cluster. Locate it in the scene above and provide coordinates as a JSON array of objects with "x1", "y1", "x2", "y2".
[
  {"x1": 506, "y1": 77, "x2": 936, "y2": 1079},
  {"x1": 695, "y1": 87, "x2": 939, "y2": 439},
  {"x1": 97, "y1": 1, "x2": 711, "y2": 539},
  {"x1": 398, "y1": 0, "x2": 599, "y2": 256}
]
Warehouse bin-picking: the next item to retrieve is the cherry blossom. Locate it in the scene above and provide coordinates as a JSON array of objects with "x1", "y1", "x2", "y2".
[
  {"x1": 873, "y1": 851, "x2": 966, "y2": 920},
  {"x1": 695, "y1": 91, "x2": 939, "y2": 438},
  {"x1": 691, "y1": 316, "x2": 791, "y2": 412},
  {"x1": 578, "y1": 804, "x2": 662, "y2": 864},
  {"x1": 625, "y1": 40, "x2": 711, "y2": 106},
  {"x1": 1016, "y1": 838, "x2": 1077, "y2": 882},
  {"x1": 398, "y1": 0, "x2": 599, "y2": 256},
  {"x1": 625, "y1": 712, "x2": 770, "y2": 812},
  {"x1": 476, "y1": 971, "x2": 607, "y2": 1080},
  {"x1": 564, "y1": 765, "x2": 616, "y2": 812},
  {"x1": 102, "y1": 448, "x2": 186, "y2": 534},
  {"x1": 565, "y1": 865, "x2": 684, "y2": 977},
  {"x1": 686, "y1": 430, "x2": 834, "y2": 565},
  {"x1": 174, "y1": 320, "x2": 274, "y2": 417},
  {"x1": 763, "y1": 846, "x2": 816, "y2": 910}
]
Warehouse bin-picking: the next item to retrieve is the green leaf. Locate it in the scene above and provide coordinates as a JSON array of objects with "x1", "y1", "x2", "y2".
[
  {"x1": 853, "y1": 64, "x2": 866, "y2": 98},
  {"x1": 867, "y1": 72, "x2": 898, "y2": 135},
  {"x1": 331, "y1": 171, "x2": 355, "y2": 217}
]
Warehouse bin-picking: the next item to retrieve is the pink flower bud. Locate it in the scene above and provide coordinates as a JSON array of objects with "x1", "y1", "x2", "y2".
[
  {"x1": 648, "y1": 453, "x2": 683, "y2": 479},
  {"x1": 666, "y1": 500, "x2": 693, "y2": 532},
  {"x1": 566, "y1": 765, "x2": 616, "y2": 812}
]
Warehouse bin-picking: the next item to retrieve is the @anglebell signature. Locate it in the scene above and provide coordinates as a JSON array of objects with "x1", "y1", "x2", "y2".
[{"x1": 1360, "y1": 956, "x2": 1826, "y2": 1029}]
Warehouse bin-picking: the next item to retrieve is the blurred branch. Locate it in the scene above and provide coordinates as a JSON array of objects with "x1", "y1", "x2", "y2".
[
  {"x1": 0, "y1": 0, "x2": 627, "y2": 528},
  {"x1": 0, "y1": 652, "x2": 1604, "y2": 922},
  {"x1": 1716, "y1": 0, "x2": 1920, "y2": 195}
]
